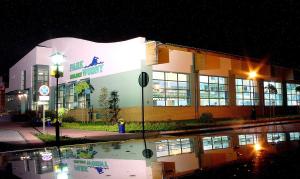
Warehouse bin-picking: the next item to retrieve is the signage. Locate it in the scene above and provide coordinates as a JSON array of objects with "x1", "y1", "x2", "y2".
[
  {"x1": 74, "y1": 159, "x2": 109, "y2": 174},
  {"x1": 39, "y1": 85, "x2": 50, "y2": 96},
  {"x1": 39, "y1": 96, "x2": 50, "y2": 101},
  {"x1": 40, "y1": 151, "x2": 53, "y2": 161},
  {"x1": 70, "y1": 56, "x2": 104, "y2": 80},
  {"x1": 138, "y1": 72, "x2": 149, "y2": 87}
]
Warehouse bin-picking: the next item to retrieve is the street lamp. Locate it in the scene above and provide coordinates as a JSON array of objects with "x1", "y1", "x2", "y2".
[
  {"x1": 248, "y1": 71, "x2": 257, "y2": 120},
  {"x1": 50, "y1": 52, "x2": 65, "y2": 147}
]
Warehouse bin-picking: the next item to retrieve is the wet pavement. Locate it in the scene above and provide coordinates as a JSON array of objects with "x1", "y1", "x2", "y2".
[{"x1": 1, "y1": 119, "x2": 300, "y2": 178}]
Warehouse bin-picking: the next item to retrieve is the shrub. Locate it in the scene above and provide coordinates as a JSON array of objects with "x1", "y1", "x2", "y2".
[
  {"x1": 200, "y1": 112, "x2": 214, "y2": 123},
  {"x1": 62, "y1": 116, "x2": 76, "y2": 123}
]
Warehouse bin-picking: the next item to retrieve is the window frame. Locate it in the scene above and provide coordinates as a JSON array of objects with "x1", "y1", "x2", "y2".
[
  {"x1": 199, "y1": 75, "x2": 229, "y2": 106},
  {"x1": 235, "y1": 78, "x2": 259, "y2": 106},
  {"x1": 153, "y1": 71, "x2": 191, "y2": 107}
]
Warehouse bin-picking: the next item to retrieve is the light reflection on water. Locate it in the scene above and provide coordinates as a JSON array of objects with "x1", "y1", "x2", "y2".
[{"x1": 1, "y1": 126, "x2": 300, "y2": 179}]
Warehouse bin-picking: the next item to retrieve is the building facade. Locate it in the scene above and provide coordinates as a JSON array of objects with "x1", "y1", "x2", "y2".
[{"x1": 5, "y1": 37, "x2": 300, "y2": 121}]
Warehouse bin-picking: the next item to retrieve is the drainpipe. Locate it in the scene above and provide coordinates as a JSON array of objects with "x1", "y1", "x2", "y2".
[{"x1": 192, "y1": 53, "x2": 199, "y2": 120}]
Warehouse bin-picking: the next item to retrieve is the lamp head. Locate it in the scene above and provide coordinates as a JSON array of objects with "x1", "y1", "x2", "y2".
[{"x1": 51, "y1": 52, "x2": 65, "y2": 65}]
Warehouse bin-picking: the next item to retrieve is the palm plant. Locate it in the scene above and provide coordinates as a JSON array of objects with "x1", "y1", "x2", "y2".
[
  {"x1": 265, "y1": 84, "x2": 277, "y2": 119},
  {"x1": 295, "y1": 86, "x2": 300, "y2": 113}
]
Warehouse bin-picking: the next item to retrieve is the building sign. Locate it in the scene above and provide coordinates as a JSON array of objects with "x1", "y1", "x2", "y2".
[
  {"x1": 39, "y1": 85, "x2": 50, "y2": 96},
  {"x1": 70, "y1": 56, "x2": 104, "y2": 80},
  {"x1": 40, "y1": 151, "x2": 53, "y2": 161},
  {"x1": 74, "y1": 159, "x2": 109, "y2": 174}
]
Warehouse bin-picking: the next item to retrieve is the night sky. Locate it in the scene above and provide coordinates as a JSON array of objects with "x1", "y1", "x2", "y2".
[{"x1": 0, "y1": 0, "x2": 300, "y2": 82}]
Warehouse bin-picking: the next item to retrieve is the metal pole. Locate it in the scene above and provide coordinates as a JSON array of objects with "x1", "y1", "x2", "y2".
[
  {"x1": 55, "y1": 65, "x2": 60, "y2": 147},
  {"x1": 42, "y1": 104, "x2": 45, "y2": 133},
  {"x1": 142, "y1": 84, "x2": 146, "y2": 149}
]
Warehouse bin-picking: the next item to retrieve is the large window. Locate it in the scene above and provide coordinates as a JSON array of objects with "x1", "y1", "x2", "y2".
[
  {"x1": 57, "y1": 85, "x2": 65, "y2": 108},
  {"x1": 238, "y1": 134, "x2": 259, "y2": 146},
  {"x1": 267, "y1": 133, "x2": 285, "y2": 143},
  {"x1": 202, "y1": 136, "x2": 230, "y2": 150},
  {"x1": 290, "y1": 132, "x2": 300, "y2": 141},
  {"x1": 153, "y1": 71, "x2": 190, "y2": 106},
  {"x1": 155, "y1": 138, "x2": 192, "y2": 157},
  {"x1": 264, "y1": 81, "x2": 282, "y2": 106},
  {"x1": 199, "y1": 75, "x2": 228, "y2": 106},
  {"x1": 236, "y1": 78, "x2": 259, "y2": 106},
  {"x1": 32, "y1": 65, "x2": 49, "y2": 110},
  {"x1": 66, "y1": 83, "x2": 76, "y2": 109},
  {"x1": 286, "y1": 83, "x2": 300, "y2": 106}
]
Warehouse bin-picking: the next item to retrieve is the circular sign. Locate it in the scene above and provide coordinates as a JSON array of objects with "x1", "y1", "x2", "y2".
[
  {"x1": 138, "y1": 72, "x2": 149, "y2": 87},
  {"x1": 39, "y1": 85, "x2": 50, "y2": 96},
  {"x1": 142, "y1": 149, "x2": 153, "y2": 158}
]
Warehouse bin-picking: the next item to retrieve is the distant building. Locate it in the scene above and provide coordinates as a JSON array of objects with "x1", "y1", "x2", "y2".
[{"x1": 5, "y1": 37, "x2": 300, "y2": 121}]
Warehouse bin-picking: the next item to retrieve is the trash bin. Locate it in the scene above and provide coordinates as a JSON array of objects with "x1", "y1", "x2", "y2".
[
  {"x1": 46, "y1": 121, "x2": 51, "y2": 127},
  {"x1": 118, "y1": 119, "x2": 125, "y2": 133}
]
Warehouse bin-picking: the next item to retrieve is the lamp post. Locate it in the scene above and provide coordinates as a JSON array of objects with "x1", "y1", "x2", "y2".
[
  {"x1": 50, "y1": 52, "x2": 65, "y2": 147},
  {"x1": 248, "y1": 71, "x2": 257, "y2": 120}
]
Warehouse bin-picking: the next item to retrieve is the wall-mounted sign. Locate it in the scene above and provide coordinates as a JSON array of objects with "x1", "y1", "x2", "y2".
[
  {"x1": 39, "y1": 85, "x2": 50, "y2": 96},
  {"x1": 40, "y1": 151, "x2": 53, "y2": 161},
  {"x1": 70, "y1": 56, "x2": 104, "y2": 80}
]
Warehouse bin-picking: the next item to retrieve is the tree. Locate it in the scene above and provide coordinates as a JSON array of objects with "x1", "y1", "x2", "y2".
[
  {"x1": 98, "y1": 87, "x2": 110, "y2": 120},
  {"x1": 108, "y1": 90, "x2": 121, "y2": 123},
  {"x1": 265, "y1": 84, "x2": 277, "y2": 118}
]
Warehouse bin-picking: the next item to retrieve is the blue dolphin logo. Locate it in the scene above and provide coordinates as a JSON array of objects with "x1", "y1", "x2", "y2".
[{"x1": 84, "y1": 56, "x2": 104, "y2": 68}]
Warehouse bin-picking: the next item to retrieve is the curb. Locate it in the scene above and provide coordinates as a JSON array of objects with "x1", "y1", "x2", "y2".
[{"x1": 160, "y1": 119, "x2": 300, "y2": 135}]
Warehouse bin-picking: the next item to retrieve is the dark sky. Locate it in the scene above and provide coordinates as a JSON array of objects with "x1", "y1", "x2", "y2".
[{"x1": 1, "y1": 0, "x2": 300, "y2": 81}]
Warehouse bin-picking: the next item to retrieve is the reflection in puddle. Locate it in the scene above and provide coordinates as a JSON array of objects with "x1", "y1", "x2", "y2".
[{"x1": 1, "y1": 130, "x2": 300, "y2": 178}]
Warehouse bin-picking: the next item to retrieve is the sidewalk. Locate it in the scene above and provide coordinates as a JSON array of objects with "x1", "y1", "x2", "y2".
[{"x1": 2, "y1": 116, "x2": 300, "y2": 148}]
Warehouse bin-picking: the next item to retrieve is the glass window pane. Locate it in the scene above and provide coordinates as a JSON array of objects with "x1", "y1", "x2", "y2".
[
  {"x1": 200, "y1": 75, "x2": 208, "y2": 83},
  {"x1": 153, "y1": 71, "x2": 164, "y2": 80},
  {"x1": 178, "y1": 74, "x2": 188, "y2": 81},
  {"x1": 166, "y1": 73, "x2": 177, "y2": 81}
]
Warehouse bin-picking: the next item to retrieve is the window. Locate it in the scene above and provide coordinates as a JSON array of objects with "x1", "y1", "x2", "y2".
[
  {"x1": 267, "y1": 133, "x2": 285, "y2": 143},
  {"x1": 236, "y1": 78, "x2": 259, "y2": 106},
  {"x1": 57, "y1": 85, "x2": 65, "y2": 108},
  {"x1": 155, "y1": 138, "x2": 192, "y2": 157},
  {"x1": 32, "y1": 65, "x2": 49, "y2": 110},
  {"x1": 153, "y1": 71, "x2": 190, "y2": 106},
  {"x1": 21, "y1": 70, "x2": 26, "y2": 90},
  {"x1": 238, "y1": 134, "x2": 259, "y2": 145},
  {"x1": 199, "y1": 75, "x2": 228, "y2": 106},
  {"x1": 264, "y1": 81, "x2": 282, "y2": 106},
  {"x1": 286, "y1": 83, "x2": 300, "y2": 106},
  {"x1": 290, "y1": 132, "x2": 300, "y2": 141},
  {"x1": 202, "y1": 136, "x2": 230, "y2": 150},
  {"x1": 66, "y1": 83, "x2": 75, "y2": 109}
]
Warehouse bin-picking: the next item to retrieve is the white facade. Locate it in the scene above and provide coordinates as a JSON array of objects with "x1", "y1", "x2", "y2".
[{"x1": 6, "y1": 37, "x2": 146, "y2": 92}]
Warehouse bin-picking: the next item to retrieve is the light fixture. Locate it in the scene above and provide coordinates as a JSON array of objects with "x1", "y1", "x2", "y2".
[
  {"x1": 248, "y1": 71, "x2": 257, "y2": 79},
  {"x1": 254, "y1": 143, "x2": 262, "y2": 151}
]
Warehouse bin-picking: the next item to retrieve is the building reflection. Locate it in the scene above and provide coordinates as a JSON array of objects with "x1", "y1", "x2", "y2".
[{"x1": 3, "y1": 130, "x2": 300, "y2": 179}]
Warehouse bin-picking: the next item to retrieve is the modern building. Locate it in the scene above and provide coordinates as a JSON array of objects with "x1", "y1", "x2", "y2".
[{"x1": 5, "y1": 37, "x2": 300, "y2": 121}]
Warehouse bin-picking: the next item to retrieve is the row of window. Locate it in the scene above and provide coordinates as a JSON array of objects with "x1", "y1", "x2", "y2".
[
  {"x1": 155, "y1": 132, "x2": 300, "y2": 157},
  {"x1": 202, "y1": 132, "x2": 300, "y2": 151},
  {"x1": 155, "y1": 138, "x2": 192, "y2": 157},
  {"x1": 153, "y1": 72, "x2": 300, "y2": 107}
]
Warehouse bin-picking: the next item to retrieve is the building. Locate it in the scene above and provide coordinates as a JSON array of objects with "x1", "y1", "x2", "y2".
[{"x1": 5, "y1": 37, "x2": 300, "y2": 121}]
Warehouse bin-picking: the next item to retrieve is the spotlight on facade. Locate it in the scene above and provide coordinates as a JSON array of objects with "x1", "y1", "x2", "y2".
[
  {"x1": 248, "y1": 71, "x2": 257, "y2": 79},
  {"x1": 254, "y1": 143, "x2": 262, "y2": 151}
]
